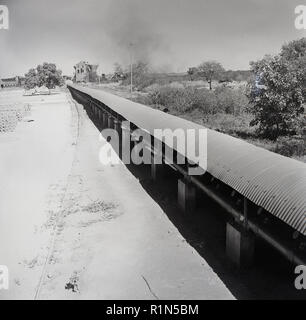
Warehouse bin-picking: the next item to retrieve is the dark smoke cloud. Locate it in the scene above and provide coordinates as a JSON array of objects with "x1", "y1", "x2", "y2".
[{"x1": 101, "y1": 0, "x2": 170, "y2": 70}]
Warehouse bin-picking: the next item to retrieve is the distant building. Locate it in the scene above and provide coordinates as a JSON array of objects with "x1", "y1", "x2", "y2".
[
  {"x1": 111, "y1": 72, "x2": 126, "y2": 82},
  {"x1": 0, "y1": 76, "x2": 24, "y2": 88},
  {"x1": 73, "y1": 61, "x2": 98, "y2": 83}
]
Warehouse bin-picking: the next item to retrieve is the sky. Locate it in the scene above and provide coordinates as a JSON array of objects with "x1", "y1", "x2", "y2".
[{"x1": 0, "y1": 0, "x2": 305, "y2": 77}]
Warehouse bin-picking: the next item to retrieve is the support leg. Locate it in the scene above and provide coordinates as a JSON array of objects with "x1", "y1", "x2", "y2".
[
  {"x1": 114, "y1": 119, "x2": 122, "y2": 158},
  {"x1": 114, "y1": 119, "x2": 121, "y2": 134},
  {"x1": 102, "y1": 113, "x2": 108, "y2": 128},
  {"x1": 108, "y1": 116, "x2": 114, "y2": 129},
  {"x1": 226, "y1": 221, "x2": 255, "y2": 268},
  {"x1": 177, "y1": 178, "x2": 196, "y2": 214},
  {"x1": 151, "y1": 162, "x2": 166, "y2": 181}
]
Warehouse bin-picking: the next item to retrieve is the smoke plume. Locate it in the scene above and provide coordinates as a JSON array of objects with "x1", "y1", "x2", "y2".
[{"x1": 102, "y1": 0, "x2": 169, "y2": 71}]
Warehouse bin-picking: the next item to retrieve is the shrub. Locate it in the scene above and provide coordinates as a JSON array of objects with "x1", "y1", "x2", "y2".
[
  {"x1": 194, "y1": 88, "x2": 218, "y2": 114},
  {"x1": 215, "y1": 86, "x2": 249, "y2": 114},
  {"x1": 147, "y1": 84, "x2": 249, "y2": 115},
  {"x1": 275, "y1": 136, "x2": 305, "y2": 157},
  {"x1": 148, "y1": 85, "x2": 199, "y2": 112},
  {"x1": 131, "y1": 94, "x2": 152, "y2": 106},
  {"x1": 133, "y1": 75, "x2": 158, "y2": 91},
  {"x1": 201, "y1": 113, "x2": 256, "y2": 136}
]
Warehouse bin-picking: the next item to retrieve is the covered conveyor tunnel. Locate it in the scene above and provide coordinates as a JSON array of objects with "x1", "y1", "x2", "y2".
[{"x1": 68, "y1": 84, "x2": 306, "y2": 268}]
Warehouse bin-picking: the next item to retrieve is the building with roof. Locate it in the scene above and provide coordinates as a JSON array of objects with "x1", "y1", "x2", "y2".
[
  {"x1": 0, "y1": 76, "x2": 24, "y2": 88},
  {"x1": 73, "y1": 61, "x2": 99, "y2": 83}
]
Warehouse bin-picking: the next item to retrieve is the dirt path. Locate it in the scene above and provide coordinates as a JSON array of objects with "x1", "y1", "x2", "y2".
[
  {"x1": 0, "y1": 89, "x2": 234, "y2": 299},
  {"x1": 0, "y1": 90, "x2": 76, "y2": 299}
]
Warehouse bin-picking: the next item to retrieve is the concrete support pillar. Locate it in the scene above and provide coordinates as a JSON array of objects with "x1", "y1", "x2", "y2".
[
  {"x1": 108, "y1": 116, "x2": 114, "y2": 129},
  {"x1": 114, "y1": 119, "x2": 121, "y2": 135},
  {"x1": 226, "y1": 221, "x2": 255, "y2": 268},
  {"x1": 177, "y1": 178, "x2": 196, "y2": 214},
  {"x1": 102, "y1": 113, "x2": 108, "y2": 128},
  {"x1": 114, "y1": 119, "x2": 122, "y2": 158}
]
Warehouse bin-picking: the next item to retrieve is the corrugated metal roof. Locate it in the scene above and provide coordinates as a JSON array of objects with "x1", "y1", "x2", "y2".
[{"x1": 70, "y1": 85, "x2": 306, "y2": 235}]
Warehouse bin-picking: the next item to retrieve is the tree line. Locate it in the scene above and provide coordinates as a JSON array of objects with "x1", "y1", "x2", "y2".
[{"x1": 24, "y1": 37, "x2": 305, "y2": 141}]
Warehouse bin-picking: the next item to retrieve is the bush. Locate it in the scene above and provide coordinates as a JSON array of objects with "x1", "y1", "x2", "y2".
[
  {"x1": 148, "y1": 85, "x2": 199, "y2": 112},
  {"x1": 201, "y1": 112, "x2": 255, "y2": 136},
  {"x1": 147, "y1": 84, "x2": 249, "y2": 115},
  {"x1": 194, "y1": 88, "x2": 218, "y2": 114},
  {"x1": 131, "y1": 94, "x2": 152, "y2": 106},
  {"x1": 215, "y1": 86, "x2": 249, "y2": 114},
  {"x1": 132, "y1": 75, "x2": 158, "y2": 91},
  {"x1": 275, "y1": 136, "x2": 305, "y2": 157}
]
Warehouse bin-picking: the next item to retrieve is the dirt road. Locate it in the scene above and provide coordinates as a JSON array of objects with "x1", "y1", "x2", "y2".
[
  {"x1": 0, "y1": 89, "x2": 234, "y2": 299},
  {"x1": 0, "y1": 90, "x2": 76, "y2": 299}
]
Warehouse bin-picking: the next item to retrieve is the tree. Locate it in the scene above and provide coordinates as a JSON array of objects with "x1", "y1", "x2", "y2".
[
  {"x1": 187, "y1": 67, "x2": 197, "y2": 80},
  {"x1": 247, "y1": 53, "x2": 305, "y2": 139},
  {"x1": 112, "y1": 63, "x2": 125, "y2": 81},
  {"x1": 129, "y1": 61, "x2": 149, "y2": 83},
  {"x1": 280, "y1": 38, "x2": 306, "y2": 99},
  {"x1": 197, "y1": 61, "x2": 225, "y2": 90},
  {"x1": 123, "y1": 61, "x2": 151, "y2": 90},
  {"x1": 24, "y1": 68, "x2": 39, "y2": 90},
  {"x1": 280, "y1": 38, "x2": 306, "y2": 61},
  {"x1": 24, "y1": 63, "x2": 64, "y2": 89},
  {"x1": 114, "y1": 62, "x2": 124, "y2": 74}
]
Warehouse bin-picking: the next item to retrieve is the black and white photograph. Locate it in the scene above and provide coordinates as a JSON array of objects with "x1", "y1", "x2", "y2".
[{"x1": 0, "y1": 0, "x2": 305, "y2": 305}]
